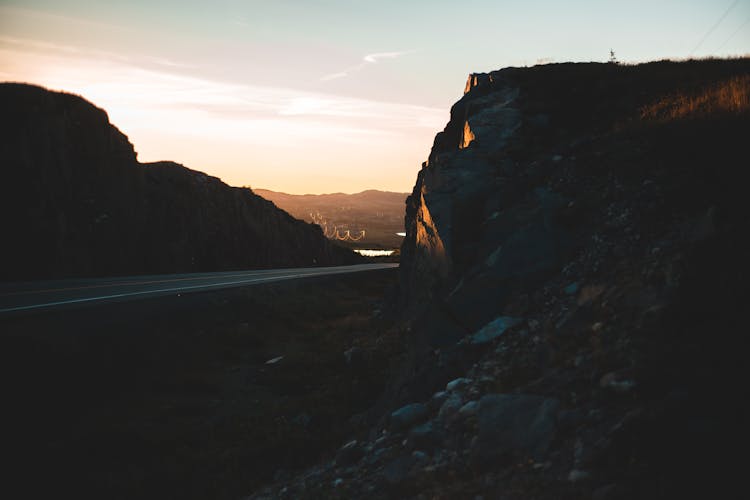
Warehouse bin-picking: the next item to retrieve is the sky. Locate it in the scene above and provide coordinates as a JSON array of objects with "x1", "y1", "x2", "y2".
[{"x1": 1, "y1": 1, "x2": 748, "y2": 194}]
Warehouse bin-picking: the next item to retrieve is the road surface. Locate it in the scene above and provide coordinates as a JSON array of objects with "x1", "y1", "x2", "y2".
[{"x1": 0, "y1": 263, "x2": 398, "y2": 315}]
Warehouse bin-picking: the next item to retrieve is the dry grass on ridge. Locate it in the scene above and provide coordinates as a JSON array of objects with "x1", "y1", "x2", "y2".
[{"x1": 640, "y1": 75, "x2": 750, "y2": 121}]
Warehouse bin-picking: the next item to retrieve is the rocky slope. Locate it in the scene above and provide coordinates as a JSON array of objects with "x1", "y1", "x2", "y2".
[
  {"x1": 0, "y1": 83, "x2": 359, "y2": 281},
  {"x1": 251, "y1": 58, "x2": 749, "y2": 499}
]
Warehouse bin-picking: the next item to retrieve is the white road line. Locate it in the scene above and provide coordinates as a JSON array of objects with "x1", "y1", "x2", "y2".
[
  {"x1": 0, "y1": 266, "x2": 394, "y2": 314},
  {"x1": 0, "y1": 263, "x2": 388, "y2": 297}
]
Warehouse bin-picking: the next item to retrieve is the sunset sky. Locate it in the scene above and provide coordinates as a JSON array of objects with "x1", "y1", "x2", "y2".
[{"x1": 2, "y1": 0, "x2": 748, "y2": 194}]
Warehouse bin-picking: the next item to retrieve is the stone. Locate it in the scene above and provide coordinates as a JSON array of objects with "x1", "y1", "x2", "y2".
[
  {"x1": 382, "y1": 455, "x2": 416, "y2": 486},
  {"x1": 528, "y1": 113, "x2": 551, "y2": 129},
  {"x1": 336, "y1": 440, "x2": 364, "y2": 466},
  {"x1": 446, "y1": 377, "x2": 473, "y2": 392},
  {"x1": 567, "y1": 469, "x2": 591, "y2": 482},
  {"x1": 430, "y1": 390, "x2": 449, "y2": 410},
  {"x1": 366, "y1": 446, "x2": 388, "y2": 466},
  {"x1": 292, "y1": 412, "x2": 311, "y2": 427},
  {"x1": 592, "y1": 483, "x2": 625, "y2": 500},
  {"x1": 458, "y1": 400, "x2": 479, "y2": 417},
  {"x1": 557, "y1": 408, "x2": 585, "y2": 432},
  {"x1": 470, "y1": 317, "x2": 523, "y2": 344},
  {"x1": 343, "y1": 346, "x2": 363, "y2": 365},
  {"x1": 474, "y1": 394, "x2": 559, "y2": 461},
  {"x1": 438, "y1": 393, "x2": 464, "y2": 422},
  {"x1": 409, "y1": 421, "x2": 443, "y2": 449},
  {"x1": 390, "y1": 403, "x2": 429, "y2": 431},
  {"x1": 599, "y1": 372, "x2": 636, "y2": 393}
]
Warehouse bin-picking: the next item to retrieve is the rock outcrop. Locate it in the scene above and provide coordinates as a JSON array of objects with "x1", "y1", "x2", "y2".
[
  {"x1": 401, "y1": 58, "x2": 750, "y2": 336},
  {"x1": 401, "y1": 72, "x2": 522, "y2": 312},
  {"x1": 252, "y1": 58, "x2": 750, "y2": 499},
  {"x1": 0, "y1": 83, "x2": 359, "y2": 280}
]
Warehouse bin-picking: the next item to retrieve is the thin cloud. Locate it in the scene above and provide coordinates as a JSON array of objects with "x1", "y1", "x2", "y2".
[
  {"x1": 319, "y1": 71, "x2": 348, "y2": 82},
  {"x1": 2, "y1": 39, "x2": 444, "y2": 133},
  {"x1": 320, "y1": 50, "x2": 415, "y2": 81},
  {"x1": 0, "y1": 36, "x2": 193, "y2": 70},
  {"x1": 363, "y1": 51, "x2": 410, "y2": 63}
]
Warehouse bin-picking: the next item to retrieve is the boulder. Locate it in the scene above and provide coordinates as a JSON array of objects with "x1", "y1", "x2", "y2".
[
  {"x1": 335, "y1": 440, "x2": 364, "y2": 466},
  {"x1": 409, "y1": 420, "x2": 444, "y2": 449},
  {"x1": 474, "y1": 394, "x2": 559, "y2": 461},
  {"x1": 390, "y1": 403, "x2": 429, "y2": 431},
  {"x1": 445, "y1": 377, "x2": 472, "y2": 392},
  {"x1": 438, "y1": 393, "x2": 464, "y2": 422},
  {"x1": 382, "y1": 455, "x2": 417, "y2": 486},
  {"x1": 470, "y1": 316, "x2": 523, "y2": 344}
]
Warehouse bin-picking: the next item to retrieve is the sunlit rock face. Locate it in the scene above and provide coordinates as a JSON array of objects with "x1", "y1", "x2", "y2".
[
  {"x1": 398, "y1": 57, "x2": 750, "y2": 396},
  {"x1": 248, "y1": 59, "x2": 750, "y2": 499},
  {"x1": 0, "y1": 83, "x2": 360, "y2": 280},
  {"x1": 400, "y1": 72, "x2": 521, "y2": 312},
  {"x1": 459, "y1": 121, "x2": 475, "y2": 149},
  {"x1": 463, "y1": 72, "x2": 493, "y2": 95}
]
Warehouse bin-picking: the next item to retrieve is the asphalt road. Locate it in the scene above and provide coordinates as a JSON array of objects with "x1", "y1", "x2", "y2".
[{"x1": 0, "y1": 263, "x2": 398, "y2": 315}]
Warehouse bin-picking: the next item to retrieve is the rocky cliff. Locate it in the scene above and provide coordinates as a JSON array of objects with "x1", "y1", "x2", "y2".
[
  {"x1": 251, "y1": 58, "x2": 750, "y2": 499},
  {"x1": 0, "y1": 83, "x2": 359, "y2": 281},
  {"x1": 401, "y1": 58, "x2": 750, "y2": 334}
]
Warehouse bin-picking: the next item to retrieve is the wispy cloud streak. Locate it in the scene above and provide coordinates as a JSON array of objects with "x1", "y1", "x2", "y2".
[
  {"x1": 320, "y1": 50, "x2": 415, "y2": 81},
  {"x1": 1, "y1": 38, "x2": 443, "y2": 136},
  {"x1": 363, "y1": 51, "x2": 408, "y2": 63},
  {"x1": 0, "y1": 36, "x2": 443, "y2": 193},
  {"x1": 0, "y1": 35, "x2": 194, "y2": 70}
]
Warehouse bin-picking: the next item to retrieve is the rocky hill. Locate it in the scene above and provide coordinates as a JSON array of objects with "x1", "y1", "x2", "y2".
[
  {"x1": 251, "y1": 58, "x2": 750, "y2": 499},
  {"x1": 0, "y1": 84, "x2": 359, "y2": 281},
  {"x1": 254, "y1": 189, "x2": 408, "y2": 249}
]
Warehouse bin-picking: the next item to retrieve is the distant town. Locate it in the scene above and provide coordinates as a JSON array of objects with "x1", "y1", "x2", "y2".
[{"x1": 254, "y1": 189, "x2": 408, "y2": 250}]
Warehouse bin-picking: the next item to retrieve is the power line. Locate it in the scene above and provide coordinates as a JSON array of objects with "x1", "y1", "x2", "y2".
[
  {"x1": 689, "y1": 0, "x2": 741, "y2": 56},
  {"x1": 715, "y1": 16, "x2": 750, "y2": 52}
]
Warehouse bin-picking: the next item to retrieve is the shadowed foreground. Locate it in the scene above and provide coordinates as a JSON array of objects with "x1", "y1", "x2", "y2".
[{"x1": 1, "y1": 268, "x2": 401, "y2": 499}]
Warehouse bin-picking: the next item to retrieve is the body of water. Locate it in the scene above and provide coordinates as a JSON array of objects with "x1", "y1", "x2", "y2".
[{"x1": 354, "y1": 249, "x2": 395, "y2": 257}]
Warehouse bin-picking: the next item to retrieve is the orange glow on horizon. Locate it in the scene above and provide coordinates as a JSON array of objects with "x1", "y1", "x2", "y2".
[{"x1": 0, "y1": 34, "x2": 446, "y2": 195}]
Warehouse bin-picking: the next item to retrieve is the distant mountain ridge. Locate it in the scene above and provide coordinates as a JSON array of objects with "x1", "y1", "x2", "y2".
[
  {"x1": 0, "y1": 83, "x2": 360, "y2": 281},
  {"x1": 255, "y1": 188, "x2": 408, "y2": 248}
]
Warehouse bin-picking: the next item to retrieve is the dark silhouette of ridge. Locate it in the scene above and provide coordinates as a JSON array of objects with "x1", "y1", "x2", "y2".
[{"x1": 0, "y1": 83, "x2": 360, "y2": 281}]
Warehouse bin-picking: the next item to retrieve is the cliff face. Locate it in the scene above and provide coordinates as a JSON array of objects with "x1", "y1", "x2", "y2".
[
  {"x1": 401, "y1": 59, "x2": 750, "y2": 330},
  {"x1": 401, "y1": 72, "x2": 521, "y2": 311},
  {"x1": 332, "y1": 59, "x2": 750, "y2": 498},
  {"x1": 0, "y1": 83, "x2": 359, "y2": 281}
]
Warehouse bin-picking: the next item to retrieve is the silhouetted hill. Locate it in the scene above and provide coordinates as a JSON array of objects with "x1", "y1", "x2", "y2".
[
  {"x1": 254, "y1": 188, "x2": 408, "y2": 249},
  {"x1": 0, "y1": 83, "x2": 360, "y2": 281}
]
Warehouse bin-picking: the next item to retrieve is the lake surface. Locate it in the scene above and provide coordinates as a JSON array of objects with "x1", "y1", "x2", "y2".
[{"x1": 354, "y1": 249, "x2": 395, "y2": 257}]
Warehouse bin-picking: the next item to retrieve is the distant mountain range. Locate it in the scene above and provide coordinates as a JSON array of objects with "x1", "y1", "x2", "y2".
[
  {"x1": 0, "y1": 83, "x2": 360, "y2": 281},
  {"x1": 254, "y1": 189, "x2": 408, "y2": 249}
]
